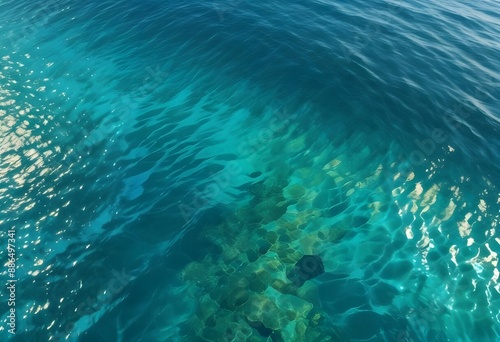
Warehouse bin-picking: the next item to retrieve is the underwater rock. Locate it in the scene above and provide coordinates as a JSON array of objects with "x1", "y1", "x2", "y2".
[
  {"x1": 249, "y1": 181, "x2": 265, "y2": 197},
  {"x1": 255, "y1": 268, "x2": 272, "y2": 284},
  {"x1": 255, "y1": 227, "x2": 268, "y2": 237},
  {"x1": 236, "y1": 206, "x2": 263, "y2": 224},
  {"x1": 324, "y1": 201, "x2": 348, "y2": 217},
  {"x1": 276, "y1": 217, "x2": 299, "y2": 231},
  {"x1": 246, "y1": 249, "x2": 259, "y2": 263},
  {"x1": 310, "y1": 172, "x2": 325, "y2": 186},
  {"x1": 201, "y1": 327, "x2": 223, "y2": 341},
  {"x1": 219, "y1": 287, "x2": 250, "y2": 310},
  {"x1": 275, "y1": 247, "x2": 302, "y2": 265},
  {"x1": 264, "y1": 258, "x2": 286, "y2": 273},
  {"x1": 258, "y1": 241, "x2": 272, "y2": 255},
  {"x1": 195, "y1": 296, "x2": 220, "y2": 321},
  {"x1": 270, "y1": 279, "x2": 288, "y2": 292},
  {"x1": 270, "y1": 288, "x2": 314, "y2": 320},
  {"x1": 323, "y1": 159, "x2": 342, "y2": 170},
  {"x1": 266, "y1": 231, "x2": 278, "y2": 244},
  {"x1": 299, "y1": 233, "x2": 322, "y2": 255},
  {"x1": 286, "y1": 255, "x2": 325, "y2": 287},
  {"x1": 295, "y1": 200, "x2": 310, "y2": 211},
  {"x1": 249, "y1": 321, "x2": 273, "y2": 337},
  {"x1": 278, "y1": 234, "x2": 292, "y2": 243},
  {"x1": 252, "y1": 194, "x2": 288, "y2": 224},
  {"x1": 256, "y1": 321, "x2": 282, "y2": 337},
  {"x1": 317, "y1": 227, "x2": 346, "y2": 243},
  {"x1": 352, "y1": 215, "x2": 369, "y2": 227},
  {"x1": 248, "y1": 321, "x2": 286, "y2": 341},
  {"x1": 249, "y1": 171, "x2": 262, "y2": 178},
  {"x1": 294, "y1": 320, "x2": 308, "y2": 341},
  {"x1": 287, "y1": 135, "x2": 307, "y2": 153},
  {"x1": 296, "y1": 281, "x2": 320, "y2": 303},
  {"x1": 284, "y1": 183, "x2": 306, "y2": 200},
  {"x1": 182, "y1": 262, "x2": 209, "y2": 283},
  {"x1": 276, "y1": 248, "x2": 292, "y2": 264},
  {"x1": 205, "y1": 315, "x2": 217, "y2": 328},
  {"x1": 209, "y1": 284, "x2": 228, "y2": 303},
  {"x1": 243, "y1": 293, "x2": 282, "y2": 329},
  {"x1": 221, "y1": 243, "x2": 241, "y2": 263},
  {"x1": 296, "y1": 167, "x2": 312, "y2": 178},
  {"x1": 248, "y1": 277, "x2": 268, "y2": 293}
]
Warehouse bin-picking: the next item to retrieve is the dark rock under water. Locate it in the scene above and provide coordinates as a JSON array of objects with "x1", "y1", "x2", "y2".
[{"x1": 287, "y1": 255, "x2": 325, "y2": 287}]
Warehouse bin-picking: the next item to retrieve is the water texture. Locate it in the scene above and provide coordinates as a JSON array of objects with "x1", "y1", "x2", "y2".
[{"x1": 0, "y1": 0, "x2": 499, "y2": 341}]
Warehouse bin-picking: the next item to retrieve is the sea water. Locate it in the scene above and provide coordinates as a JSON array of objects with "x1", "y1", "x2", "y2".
[{"x1": 0, "y1": 0, "x2": 499, "y2": 341}]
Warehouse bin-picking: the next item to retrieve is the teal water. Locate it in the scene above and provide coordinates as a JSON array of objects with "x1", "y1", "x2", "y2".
[{"x1": 0, "y1": 0, "x2": 499, "y2": 341}]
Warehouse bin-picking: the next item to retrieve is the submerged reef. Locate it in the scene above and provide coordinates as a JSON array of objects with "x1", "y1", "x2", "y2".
[
  {"x1": 176, "y1": 128, "x2": 414, "y2": 341},
  {"x1": 178, "y1": 175, "x2": 350, "y2": 341}
]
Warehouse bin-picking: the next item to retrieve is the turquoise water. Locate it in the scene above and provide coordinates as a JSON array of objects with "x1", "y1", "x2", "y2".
[{"x1": 0, "y1": 0, "x2": 499, "y2": 341}]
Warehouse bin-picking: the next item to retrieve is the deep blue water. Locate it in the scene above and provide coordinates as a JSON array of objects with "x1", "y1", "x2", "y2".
[{"x1": 0, "y1": 0, "x2": 499, "y2": 341}]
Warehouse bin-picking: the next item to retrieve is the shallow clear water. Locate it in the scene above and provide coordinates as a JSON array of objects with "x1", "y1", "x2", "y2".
[{"x1": 0, "y1": 0, "x2": 499, "y2": 341}]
